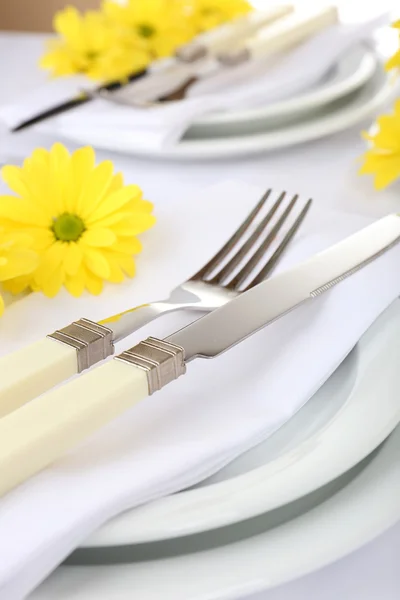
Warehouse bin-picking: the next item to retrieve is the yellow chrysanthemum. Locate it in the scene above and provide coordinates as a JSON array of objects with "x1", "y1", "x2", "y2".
[
  {"x1": 0, "y1": 228, "x2": 37, "y2": 316},
  {"x1": 385, "y1": 20, "x2": 400, "y2": 72},
  {"x1": 192, "y1": 0, "x2": 253, "y2": 32},
  {"x1": 103, "y1": 0, "x2": 196, "y2": 59},
  {"x1": 359, "y1": 100, "x2": 400, "y2": 190},
  {"x1": 0, "y1": 144, "x2": 156, "y2": 298},
  {"x1": 40, "y1": 6, "x2": 150, "y2": 82}
]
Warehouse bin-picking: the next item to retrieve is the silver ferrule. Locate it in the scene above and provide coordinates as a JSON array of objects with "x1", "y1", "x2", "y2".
[
  {"x1": 115, "y1": 337, "x2": 186, "y2": 395},
  {"x1": 176, "y1": 43, "x2": 208, "y2": 63},
  {"x1": 47, "y1": 319, "x2": 114, "y2": 373},
  {"x1": 217, "y1": 47, "x2": 251, "y2": 67}
]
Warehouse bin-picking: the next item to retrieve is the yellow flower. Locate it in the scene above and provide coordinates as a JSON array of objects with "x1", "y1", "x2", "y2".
[
  {"x1": 0, "y1": 228, "x2": 37, "y2": 316},
  {"x1": 359, "y1": 100, "x2": 400, "y2": 190},
  {"x1": 385, "y1": 20, "x2": 400, "y2": 71},
  {"x1": 40, "y1": 6, "x2": 150, "y2": 82},
  {"x1": 0, "y1": 144, "x2": 156, "y2": 298},
  {"x1": 192, "y1": 0, "x2": 253, "y2": 32},
  {"x1": 103, "y1": 0, "x2": 196, "y2": 59}
]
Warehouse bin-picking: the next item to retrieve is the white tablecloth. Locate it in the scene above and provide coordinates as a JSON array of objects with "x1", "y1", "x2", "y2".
[{"x1": 0, "y1": 28, "x2": 400, "y2": 600}]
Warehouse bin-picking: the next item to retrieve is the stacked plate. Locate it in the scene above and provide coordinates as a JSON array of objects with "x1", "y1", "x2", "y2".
[
  {"x1": 33, "y1": 299, "x2": 400, "y2": 599},
  {"x1": 61, "y1": 43, "x2": 394, "y2": 160}
]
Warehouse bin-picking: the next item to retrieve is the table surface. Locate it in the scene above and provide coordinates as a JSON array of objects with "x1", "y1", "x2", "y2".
[{"x1": 1, "y1": 29, "x2": 400, "y2": 600}]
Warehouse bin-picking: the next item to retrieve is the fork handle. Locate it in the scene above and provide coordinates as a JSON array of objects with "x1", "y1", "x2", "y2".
[
  {"x1": 0, "y1": 339, "x2": 78, "y2": 419},
  {"x1": 0, "y1": 302, "x2": 183, "y2": 418}
]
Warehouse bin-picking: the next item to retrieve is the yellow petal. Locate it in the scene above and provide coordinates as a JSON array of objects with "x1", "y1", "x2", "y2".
[
  {"x1": 35, "y1": 242, "x2": 66, "y2": 285},
  {"x1": 0, "y1": 196, "x2": 49, "y2": 226},
  {"x1": 40, "y1": 268, "x2": 64, "y2": 298},
  {"x1": 1, "y1": 165, "x2": 29, "y2": 198},
  {"x1": 88, "y1": 184, "x2": 142, "y2": 224},
  {"x1": 64, "y1": 242, "x2": 83, "y2": 276},
  {"x1": 70, "y1": 147, "x2": 96, "y2": 209},
  {"x1": 81, "y1": 228, "x2": 116, "y2": 247},
  {"x1": 116, "y1": 253, "x2": 136, "y2": 278},
  {"x1": 85, "y1": 272, "x2": 104, "y2": 295},
  {"x1": 84, "y1": 248, "x2": 111, "y2": 279},
  {"x1": 0, "y1": 249, "x2": 38, "y2": 281},
  {"x1": 77, "y1": 160, "x2": 115, "y2": 217},
  {"x1": 112, "y1": 237, "x2": 142, "y2": 254},
  {"x1": 65, "y1": 266, "x2": 86, "y2": 297}
]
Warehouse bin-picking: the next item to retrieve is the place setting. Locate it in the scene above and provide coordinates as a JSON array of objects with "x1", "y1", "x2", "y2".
[{"x1": 0, "y1": 2, "x2": 400, "y2": 599}]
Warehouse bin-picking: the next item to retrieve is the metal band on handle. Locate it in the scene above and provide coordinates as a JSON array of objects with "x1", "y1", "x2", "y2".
[
  {"x1": 115, "y1": 337, "x2": 186, "y2": 395},
  {"x1": 47, "y1": 319, "x2": 114, "y2": 372}
]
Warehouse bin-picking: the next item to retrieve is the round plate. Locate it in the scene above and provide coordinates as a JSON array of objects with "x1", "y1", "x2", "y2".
[
  {"x1": 32, "y1": 425, "x2": 400, "y2": 599},
  {"x1": 190, "y1": 44, "x2": 377, "y2": 136},
  {"x1": 82, "y1": 299, "x2": 400, "y2": 547},
  {"x1": 60, "y1": 61, "x2": 393, "y2": 160}
]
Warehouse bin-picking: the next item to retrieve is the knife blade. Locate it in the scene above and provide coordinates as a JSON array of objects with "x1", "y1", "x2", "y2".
[
  {"x1": 11, "y1": 70, "x2": 147, "y2": 133},
  {"x1": 0, "y1": 214, "x2": 399, "y2": 497}
]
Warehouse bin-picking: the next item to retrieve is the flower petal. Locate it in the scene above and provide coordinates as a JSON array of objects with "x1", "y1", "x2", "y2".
[
  {"x1": 77, "y1": 160, "x2": 115, "y2": 217},
  {"x1": 64, "y1": 242, "x2": 83, "y2": 276},
  {"x1": 81, "y1": 228, "x2": 116, "y2": 247},
  {"x1": 0, "y1": 249, "x2": 38, "y2": 281},
  {"x1": 88, "y1": 185, "x2": 142, "y2": 223},
  {"x1": 84, "y1": 248, "x2": 111, "y2": 279}
]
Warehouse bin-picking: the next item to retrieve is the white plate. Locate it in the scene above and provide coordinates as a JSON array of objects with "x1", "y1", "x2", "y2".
[
  {"x1": 32, "y1": 424, "x2": 400, "y2": 599},
  {"x1": 60, "y1": 62, "x2": 393, "y2": 160},
  {"x1": 190, "y1": 44, "x2": 377, "y2": 136},
  {"x1": 82, "y1": 299, "x2": 400, "y2": 547}
]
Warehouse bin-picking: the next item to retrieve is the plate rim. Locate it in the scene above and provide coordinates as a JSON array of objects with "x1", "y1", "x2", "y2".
[
  {"x1": 195, "y1": 44, "x2": 377, "y2": 127},
  {"x1": 59, "y1": 63, "x2": 393, "y2": 160},
  {"x1": 83, "y1": 299, "x2": 400, "y2": 547},
  {"x1": 34, "y1": 425, "x2": 400, "y2": 600}
]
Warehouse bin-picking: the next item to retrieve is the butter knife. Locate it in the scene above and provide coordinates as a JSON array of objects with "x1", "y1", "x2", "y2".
[{"x1": 0, "y1": 214, "x2": 399, "y2": 497}]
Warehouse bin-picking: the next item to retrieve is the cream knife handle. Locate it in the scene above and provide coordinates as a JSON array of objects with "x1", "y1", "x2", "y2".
[
  {"x1": 0, "y1": 359, "x2": 149, "y2": 497},
  {"x1": 0, "y1": 339, "x2": 78, "y2": 418},
  {"x1": 245, "y1": 5, "x2": 338, "y2": 59},
  {"x1": 177, "y1": 5, "x2": 293, "y2": 60},
  {"x1": 0, "y1": 337, "x2": 185, "y2": 497},
  {"x1": 199, "y1": 6, "x2": 294, "y2": 53}
]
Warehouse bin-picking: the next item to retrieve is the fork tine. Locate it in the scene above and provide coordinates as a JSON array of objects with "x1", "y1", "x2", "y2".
[
  {"x1": 244, "y1": 198, "x2": 313, "y2": 291},
  {"x1": 208, "y1": 190, "x2": 287, "y2": 285},
  {"x1": 226, "y1": 193, "x2": 300, "y2": 290},
  {"x1": 191, "y1": 188, "x2": 271, "y2": 281}
]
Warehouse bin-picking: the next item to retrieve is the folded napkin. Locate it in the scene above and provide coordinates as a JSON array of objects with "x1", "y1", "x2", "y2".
[
  {"x1": 0, "y1": 180, "x2": 400, "y2": 600},
  {"x1": 0, "y1": 15, "x2": 387, "y2": 150}
]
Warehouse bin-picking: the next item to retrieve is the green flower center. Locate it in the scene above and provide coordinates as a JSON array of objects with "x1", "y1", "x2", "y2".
[
  {"x1": 137, "y1": 23, "x2": 156, "y2": 38},
  {"x1": 52, "y1": 213, "x2": 85, "y2": 242}
]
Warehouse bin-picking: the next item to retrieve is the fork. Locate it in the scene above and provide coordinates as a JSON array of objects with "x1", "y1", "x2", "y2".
[{"x1": 0, "y1": 189, "x2": 311, "y2": 417}]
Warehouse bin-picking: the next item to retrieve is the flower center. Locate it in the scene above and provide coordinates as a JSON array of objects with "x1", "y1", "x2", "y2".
[
  {"x1": 86, "y1": 51, "x2": 99, "y2": 61},
  {"x1": 137, "y1": 23, "x2": 156, "y2": 38},
  {"x1": 52, "y1": 213, "x2": 85, "y2": 242}
]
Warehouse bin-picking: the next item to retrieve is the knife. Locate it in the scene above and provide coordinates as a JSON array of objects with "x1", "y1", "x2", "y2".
[
  {"x1": 104, "y1": 5, "x2": 338, "y2": 105},
  {"x1": 0, "y1": 214, "x2": 399, "y2": 497},
  {"x1": 10, "y1": 6, "x2": 292, "y2": 133},
  {"x1": 10, "y1": 70, "x2": 147, "y2": 133}
]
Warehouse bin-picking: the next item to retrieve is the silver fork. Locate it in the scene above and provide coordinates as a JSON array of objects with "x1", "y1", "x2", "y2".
[
  {"x1": 0, "y1": 188, "x2": 312, "y2": 418},
  {"x1": 100, "y1": 188, "x2": 312, "y2": 343}
]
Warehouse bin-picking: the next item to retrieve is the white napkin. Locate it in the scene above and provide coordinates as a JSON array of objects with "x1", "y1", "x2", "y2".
[
  {"x1": 0, "y1": 180, "x2": 399, "y2": 600},
  {"x1": 0, "y1": 16, "x2": 387, "y2": 150}
]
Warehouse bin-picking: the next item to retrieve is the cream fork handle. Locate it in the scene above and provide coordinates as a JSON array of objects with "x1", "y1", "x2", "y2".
[{"x1": 0, "y1": 301, "x2": 185, "y2": 418}]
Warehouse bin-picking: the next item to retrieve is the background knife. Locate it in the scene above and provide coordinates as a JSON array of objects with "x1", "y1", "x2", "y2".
[{"x1": 0, "y1": 214, "x2": 400, "y2": 497}]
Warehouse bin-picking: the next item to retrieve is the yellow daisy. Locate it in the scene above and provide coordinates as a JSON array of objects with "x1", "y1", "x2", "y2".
[
  {"x1": 0, "y1": 144, "x2": 156, "y2": 298},
  {"x1": 192, "y1": 0, "x2": 253, "y2": 32},
  {"x1": 40, "y1": 6, "x2": 150, "y2": 82},
  {"x1": 103, "y1": 0, "x2": 196, "y2": 59},
  {"x1": 0, "y1": 228, "x2": 38, "y2": 316},
  {"x1": 359, "y1": 100, "x2": 400, "y2": 190}
]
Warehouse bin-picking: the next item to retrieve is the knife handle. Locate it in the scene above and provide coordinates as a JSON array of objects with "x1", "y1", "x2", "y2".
[
  {"x1": 247, "y1": 5, "x2": 338, "y2": 59},
  {"x1": 0, "y1": 339, "x2": 78, "y2": 418},
  {"x1": 176, "y1": 6, "x2": 293, "y2": 61},
  {"x1": 0, "y1": 337, "x2": 185, "y2": 497}
]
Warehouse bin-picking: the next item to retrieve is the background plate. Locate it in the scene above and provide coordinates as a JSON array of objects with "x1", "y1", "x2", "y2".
[{"x1": 191, "y1": 44, "x2": 377, "y2": 137}]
